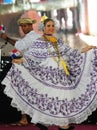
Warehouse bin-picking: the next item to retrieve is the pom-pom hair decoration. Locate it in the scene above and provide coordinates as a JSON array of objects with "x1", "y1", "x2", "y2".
[
  {"x1": 37, "y1": 22, "x2": 44, "y2": 31},
  {"x1": 49, "y1": 37, "x2": 57, "y2": 43},
  {"x1": 37, "y1": 15, "x2": 48, "y2": 31},
  {"x1": 37, "y1": 16, "x2": 59, "y2": 31},
  {"x1": 40, "y1": 15, "x2": 48, "y2": 22}
]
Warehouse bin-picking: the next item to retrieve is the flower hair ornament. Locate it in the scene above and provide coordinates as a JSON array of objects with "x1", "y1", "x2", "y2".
[
  {"x1": 38, "y1": 15, "x2": 48, "y2": 31},
  {"x1": 38, "y1": 15, "x2": 58, "y2": 31}
]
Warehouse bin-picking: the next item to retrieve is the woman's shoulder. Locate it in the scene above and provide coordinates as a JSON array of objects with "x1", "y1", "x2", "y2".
[
  {"x1": 31, "y1": 37, "x2": 47, "y2": 48},
  {"x1": 33, "y1": 37, "x2": 46, "y2": 43}
]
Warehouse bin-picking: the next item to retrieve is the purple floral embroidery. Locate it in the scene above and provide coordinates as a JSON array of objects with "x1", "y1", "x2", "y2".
[
  {"x1": 7, "y1": 49, "x2": 97, "y2": 118},
  {"x1": 23, "y1": 42, "x2": 84, "y2": 90}
]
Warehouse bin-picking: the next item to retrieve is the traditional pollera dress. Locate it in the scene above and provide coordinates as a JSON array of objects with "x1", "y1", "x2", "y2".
[{"x1": 2, "y1": 38, "x2": 97, "y2": 126}]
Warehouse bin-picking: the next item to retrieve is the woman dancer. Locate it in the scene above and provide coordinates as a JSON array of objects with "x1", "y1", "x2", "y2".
[{"x1": 2, "y1": 18, "x2": 97, "y2": 130}]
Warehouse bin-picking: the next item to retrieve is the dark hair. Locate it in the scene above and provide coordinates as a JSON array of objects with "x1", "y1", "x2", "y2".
[{"x1": 43, "y1": 18, "x2": 54, "y2": 26}]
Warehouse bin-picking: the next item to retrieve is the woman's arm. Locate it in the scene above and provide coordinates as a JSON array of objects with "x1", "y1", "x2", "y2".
[{"x1": 81, "y1": 45, "x2": 96, "y2": 53}]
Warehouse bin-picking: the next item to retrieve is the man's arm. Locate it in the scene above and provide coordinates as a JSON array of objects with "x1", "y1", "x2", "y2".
[{"x1": 0, "y1": 33, "x2": 16, "y2": 46}]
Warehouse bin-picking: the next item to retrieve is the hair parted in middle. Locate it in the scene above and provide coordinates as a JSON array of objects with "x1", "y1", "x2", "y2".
[{"x1": 38, "y1": 16, "x2": 57, "y2": 31}]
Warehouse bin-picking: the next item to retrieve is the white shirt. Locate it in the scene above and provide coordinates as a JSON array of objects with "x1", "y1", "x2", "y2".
[{"x1": 15, "y1": 30, "x2": 40, "y2": 53}]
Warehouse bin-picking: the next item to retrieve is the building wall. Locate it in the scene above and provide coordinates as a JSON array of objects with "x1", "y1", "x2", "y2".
[
  {"x1": 80, "y1": 0, "x2": 97, "y2": 35},
  {"x1": 87, "y1": 0, "x2": 97, "y2": 35},
  {"x1": 0, "y1": 12, "x2": 23, "y2": 56}
]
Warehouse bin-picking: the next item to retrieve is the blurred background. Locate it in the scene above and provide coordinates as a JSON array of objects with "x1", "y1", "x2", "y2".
[
  {"x1": 0, "y1": 0, "x2": 97, "y2": 55},
  {"x1": 1, "y1": 0, "x2": 97, "y2": 124}
]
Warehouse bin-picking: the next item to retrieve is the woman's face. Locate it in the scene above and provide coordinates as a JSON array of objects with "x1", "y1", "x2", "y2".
[{"x1": 43, "y1": 21, "x2": 55, "y2": 35}]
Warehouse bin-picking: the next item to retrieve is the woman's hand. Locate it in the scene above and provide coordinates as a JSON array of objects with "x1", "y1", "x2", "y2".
[
  {"x1": 81, "y1": 45, "x2": 97, "y2": 53},
  {"x1": 12, "y1": 58, "x2": 24, "y2": 64},
  {"x1": 87, "y1": 45, "x2": 96, "y2": 50}
]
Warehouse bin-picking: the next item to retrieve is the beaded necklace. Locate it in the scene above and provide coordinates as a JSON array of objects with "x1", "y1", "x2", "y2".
[
  {"x1": 43, "y1": 35, "x2": 69, "y2": 75},
  {"x1": 43, "y1": 35, "x2": 60, "y2": 67}
]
